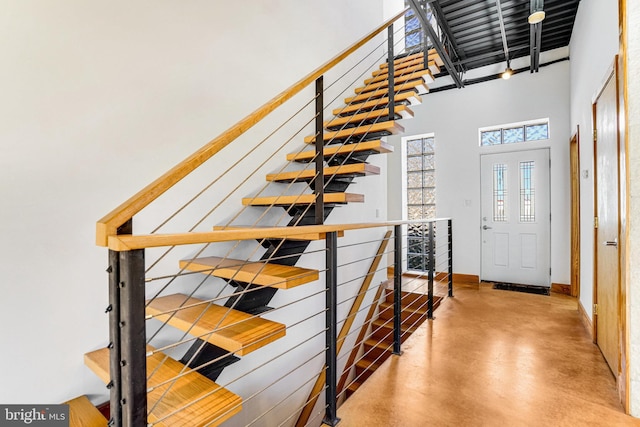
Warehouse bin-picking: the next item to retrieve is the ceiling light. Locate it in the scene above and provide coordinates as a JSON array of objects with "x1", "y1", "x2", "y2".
[
  {"x1": 528, "y1": 10, "x2": 546, "y2": 24},
  {"x1": 528, "y1": 0, "x2": 546, "y2": 24},
  {"x1": 502, "y1": 60, "x2": 513, "y2": 79}
]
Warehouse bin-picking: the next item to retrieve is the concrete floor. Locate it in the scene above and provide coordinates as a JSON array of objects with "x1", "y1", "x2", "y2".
[{"x1": 336, "y1": 281, "x2": 640, "y2": 426}]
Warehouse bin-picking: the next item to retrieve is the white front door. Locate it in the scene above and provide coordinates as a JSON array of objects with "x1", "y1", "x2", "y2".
[{"x1": 480, "y1": 149, "x2": 550, "y2": 286}]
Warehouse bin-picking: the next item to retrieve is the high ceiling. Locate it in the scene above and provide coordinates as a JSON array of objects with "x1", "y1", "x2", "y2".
[{"x1": 430, "y1": 0, "x2": 581, "y2": 72}]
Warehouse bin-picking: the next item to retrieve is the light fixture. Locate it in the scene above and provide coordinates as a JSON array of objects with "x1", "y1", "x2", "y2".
[
  {"x1": 502, "y1": 63, "x2": 513, "y2": 80},
  {"x1": 528, "y1": 0, "x2": 545, "y2": 24}
]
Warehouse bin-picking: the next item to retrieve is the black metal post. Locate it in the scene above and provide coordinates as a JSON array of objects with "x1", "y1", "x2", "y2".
[
  {"x1": 387, "y1": 25, "x2": 395, "y2": 122},
  {"x1": 108, "y1": 219, "x2": 132, "y2": 427},
  {"x1": 427, "y1": 221, "x2": 435, "y2": 319},
  {"x1": 448, "y1": 219, "x2": 454, "y2": 297},
  {"x1": 314, "y1": 76, "x2": 325, "y2": 225},
  {"x1": 393, "y1": 225, "x2": 403, "y2": 355},
  {"x1": 119, "y1": 249, "x2": 147, "y2": 426},
  {"x1": 107, "y1": 249, "x2": 122, "y2": 427},
  {"x1": 323, "y1": 231, "x2": 340, "y2": 426}
]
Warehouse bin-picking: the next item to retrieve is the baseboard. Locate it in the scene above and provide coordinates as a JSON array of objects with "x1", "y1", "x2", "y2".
[
  {"x1": 578, "y1": 299, "x2": 593, "y2": 340},
  {"x1": 453, "y1": 273, "x2": 479, "y2": 283},
  {"x1": 551, "y1": 282, "x2": 571, "y2": 295}
]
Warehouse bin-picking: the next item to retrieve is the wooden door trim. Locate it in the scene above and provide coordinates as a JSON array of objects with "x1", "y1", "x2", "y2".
[{"x1": 570, "y1": 127, "x2": 581, "y2": 298}]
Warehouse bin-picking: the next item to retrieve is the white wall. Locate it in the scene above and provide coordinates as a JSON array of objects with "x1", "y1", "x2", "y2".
[
  {"x1": 0, "y1": 0, "x2": 387, "y2": 410},
  {"x1": 568, "y1": 0, "x2": 619, "y2": 320},
  {"x1": 626, "y1": 2, "x2": 640, "y2": 417},
  {"x1": 387, "y1": 61, "x2": 571, "y2": 284}
]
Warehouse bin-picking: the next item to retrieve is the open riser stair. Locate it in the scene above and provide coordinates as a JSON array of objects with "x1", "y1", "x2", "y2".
[{"x1": 88, "y1": 12, "x2": 446, "y2": 422}]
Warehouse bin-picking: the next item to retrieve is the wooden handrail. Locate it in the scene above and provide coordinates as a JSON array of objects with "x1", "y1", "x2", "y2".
[
  {"x1": 107, "y1": 219, "x2": 451, "y2": 251},
  {"x1": 96, "y1": 7, "x2": 410, "y2": 246}
]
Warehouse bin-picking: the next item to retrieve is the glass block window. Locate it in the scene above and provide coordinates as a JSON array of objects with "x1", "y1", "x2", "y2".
[
  {"x1": 493, "y1": 164, "x2": 507, "y2": 222},
  {"x1": 406, "y1": 135, "x2": 436, "y2": 272},
  {"x1": 520, "y1": 161, "x2": 535, "y2": 222},
  {"x1": 480, "y1": 120, "x2": 549, "y2": 146},
  {"x1": 404, "y1": 8, "x2": 423, "y2": 50}
]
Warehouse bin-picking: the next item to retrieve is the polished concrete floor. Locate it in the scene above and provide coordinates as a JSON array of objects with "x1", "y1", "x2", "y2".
[{"x1": 336, "y1": 281, "x2": 640, "y2": 426}]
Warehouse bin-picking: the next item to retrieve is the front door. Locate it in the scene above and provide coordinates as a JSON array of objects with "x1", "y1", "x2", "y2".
[
  {"x1": 480, "y1": 149, "x2": 550, "y2": 286},
  {"x1": 594, "y1": 70, "x2": 620, "y2": 376}
]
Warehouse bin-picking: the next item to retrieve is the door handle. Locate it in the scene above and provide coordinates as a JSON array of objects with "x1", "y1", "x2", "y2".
[
  {"x1": 604, "y1": 239, "x2": 618, "y2": 247},
  {"x1": 482, "y1": 225, "x2": 493, "y2": 230}
]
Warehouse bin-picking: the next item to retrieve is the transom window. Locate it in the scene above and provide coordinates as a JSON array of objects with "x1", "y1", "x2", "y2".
[{"x1": 480, "y1": 120, "x2": 549, "y2": 146}]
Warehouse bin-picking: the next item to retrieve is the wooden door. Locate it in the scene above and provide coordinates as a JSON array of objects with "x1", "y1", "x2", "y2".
[
  {"x1": 594, "y1": 71, "x2": 620, "y2": 375},
  {"x1": 480, "y1": 149, "x2": 550, "y2": 286}
]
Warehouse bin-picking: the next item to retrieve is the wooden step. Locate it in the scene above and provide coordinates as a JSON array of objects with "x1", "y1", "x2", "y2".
[
  {"x1": 378, "y1": 301, "x2": 428, "y2": 324},
  {"x1": 376, "y1": 56, "x2": 441, "y2": 76},
  {"x1": 362, "y1": 338, "x2": 393, "y2": 361},
  {"x1": 325, "y1": 105, "x2": 413, "y2": 130},
  {"x1": 369, "y1": 62, "x2": 439, "y2": 82},
  {"x1": 65, "y1": 396, "x2": 107, "y2": 427},
  {"x1": 344, "y1": 81, "x2": 428, "y2": 105},
  {"x1": 266, "y1": 163, "x2": 380, "y2": 183},
  {"x1": 370, "y1": 317, "x2": 418, "y2": 342},
  {"x1": 334, "y1": 91, "x2": 422, "y2": 117},
  {"x1": 243, "y1": 193, "x2": 364, "y2": 207},
  {"x1": 303, "y1": 120, "x2": 404, "y2": 144},
  {"x1": 287, "y1": 140, "x2": 393, "y2": 163},
  {"x1": 354, "y1": 69, "x2": 433, "y2": 94},
  {"x1": 84, "y1": 347, "x2": 242, "y2": 427},
  {"x1": 380, "y1": 50, "x2": 443, "y2": 69},
  {"x1": 213, "y1": 225, "x2": 344, "y2": 241},
  {"x1": 354, "y1": 358, "x2": 385, "y2": 382},
  {"x1": 179, "y1": 256, "x2": 319, "y2": 289},
  {"x1": 146, "y1": 294, "x2": 286, "y2": 355}
]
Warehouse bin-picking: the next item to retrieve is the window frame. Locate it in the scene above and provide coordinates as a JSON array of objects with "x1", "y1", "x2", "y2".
[{"x1": 479, "y1": 119, "x2": 550, "y2": 147}]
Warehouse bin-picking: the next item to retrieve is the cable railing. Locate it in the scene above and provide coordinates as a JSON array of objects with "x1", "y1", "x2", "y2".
[{"x1": 92, "y1": 4, "x2": 455, "y2": 427}]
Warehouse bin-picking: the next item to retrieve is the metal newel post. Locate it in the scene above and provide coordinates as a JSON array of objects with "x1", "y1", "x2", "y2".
[
  {"x1": 393, "y1": 225, "x2": 403, "y2": 355},
  {"x1": 448, "y1": 219, "x2": 454, "y2": 297},
  {"x1": 107, "y1": 249, "x2": 122, "y2": 427},
  {"x1": 323, "y1": 231, "x2": 340, "y2": 426},
  {"x1": 119, "y1": 249, "x2": 147, "y2": 426},
  {"x1": 387, "y1": 25, "x2": 395, "y2": 122},
  {"x1": 427, "y1": 221, "x2": 435, "y2": 319},
  {"x1": 314, "y1": 76, "x2": 325, "y2": 226}
]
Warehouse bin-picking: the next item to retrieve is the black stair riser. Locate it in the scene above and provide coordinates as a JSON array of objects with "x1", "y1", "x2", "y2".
[{"x1": 180, "y1": 340, "x2": 240, "y2": 382}]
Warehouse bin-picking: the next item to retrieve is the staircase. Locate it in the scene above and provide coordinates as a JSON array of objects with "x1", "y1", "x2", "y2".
[
  {"x1": 87, "y1": 44, "x2": 443, "y2": 426},
  {"x1": 347, "y1": 287, "x2": 443, "y2": 397}
]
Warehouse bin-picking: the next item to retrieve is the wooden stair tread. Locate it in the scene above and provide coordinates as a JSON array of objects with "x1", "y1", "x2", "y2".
[
  {"x1": 334, "y1": 92, "x2": 422, "y2": 117},
  {"x1": 65, "y1": 396, "x2": 107, "y2": 427},
  {"x1": 356, "y1": 357, "x2": 383, "y2": 371},
  {"x1": 213, "y1": 225, "x2": 344, "y2": 241},
  {"x1": 179, "y1": 256, "x2": 318, "y2": 289},
  {"x1": 146, "y1": 294, "x2": 285, "y2": 355},
  {"x1": 372, "y1": 317, "x2": 416, "y2": 333},
  {"x1": 303, "y1": 120, "x2": 404, "y2": 144},
  {"x1": 380, "y1": 50, "x2": 443, "y2": 69},
  {"x1": 286, "y1": 140, "x2": 394, "y2": 163},
  {"x1": 355, "y1": 69, "x2": 433, "y2": 94},
  {"x1": 325, "y1": 106, "x2": 413, "y2": 129},
  {"x1": 243, "y1": 193, "x2": 364, "y2": 206},
  {"x1": 84, "y1": 347, "x2": 242, "y2": 427},
  {"x1": 376, "y1": 56, "x2": 441, "y2": 76},
  {"x1": 266, "y1": 163, "x2": 380, "y2": 182},
  {"x1": 379, "y1": 300, "x2": 428, "y2": 314},
  {"x1": 369, "y1": 62, "x2": 438, "y2": 82},
  {"x1": 364, "y1": 338, "x2": 392, "y2": 350},
  {"x1": 344, "y1": 81, "x2": 428, "y2": 105}
]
